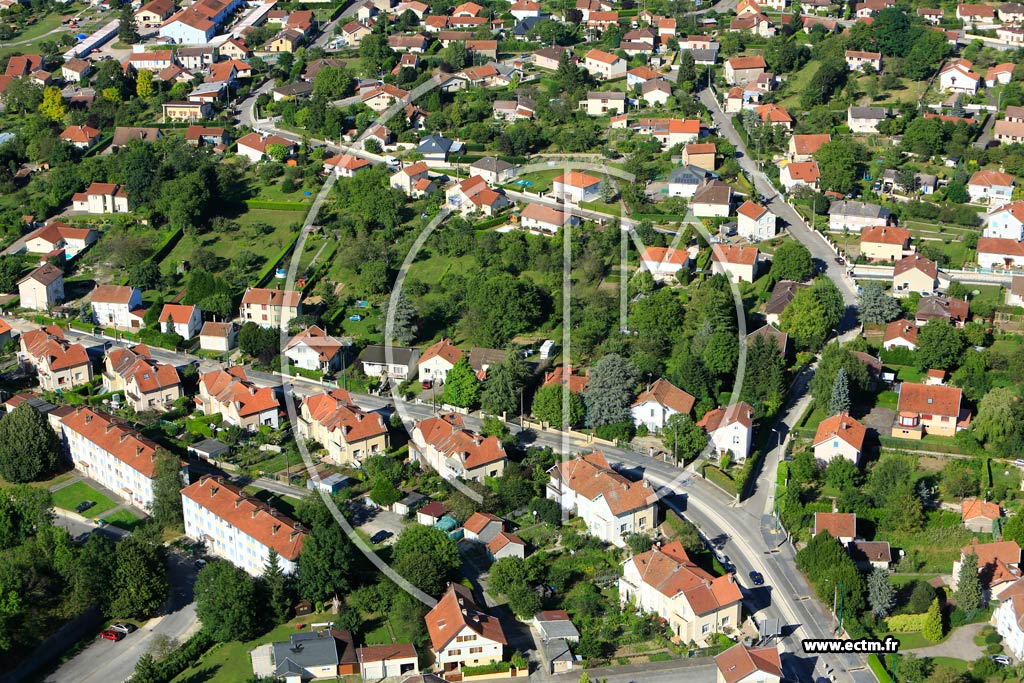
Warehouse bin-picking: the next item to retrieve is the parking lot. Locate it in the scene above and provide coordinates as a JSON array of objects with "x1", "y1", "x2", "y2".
[{"x1": 349, "y1": 497, "x2": 406, "y2": 546}]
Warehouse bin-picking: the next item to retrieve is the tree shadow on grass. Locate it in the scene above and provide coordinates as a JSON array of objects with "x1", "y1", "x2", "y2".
[{"x1": 178, "y1": 664, "x2": 221, "y2": 683}]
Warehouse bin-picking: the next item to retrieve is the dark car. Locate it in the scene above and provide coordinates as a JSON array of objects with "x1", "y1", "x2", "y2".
[
  {"x1": 100, "y1": 630, "x2": 125, "y2": 642},
  {"x1": 749, "y1": 570, "x2": 765, "y2": 586},
  {"x1": 75, "y1": 500, "x2": 95, "y2": 513},
  {"x1": 370, "y1": 530, "x2": 393, "y2": 544},
  {"x1": 111, "y1": 623, "x2": 137, "y2": 635}
]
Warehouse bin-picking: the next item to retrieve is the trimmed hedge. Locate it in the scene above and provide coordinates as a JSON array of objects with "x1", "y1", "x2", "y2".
[
  {"x1": 868, "y1": 654, "x2": 891, "y2": 683},
  {"x1": 128, "y1": 630, "x2": 214, "y2": 683},
  {"x1": 880, "y1": 347, "x2": 917, "y2": 366},
  {"x1": 885, "y1": 613, "x2": 927, "y2": 632},
  {"x1": 243, "y1": 199, "x2": 310, "y2": 211}
]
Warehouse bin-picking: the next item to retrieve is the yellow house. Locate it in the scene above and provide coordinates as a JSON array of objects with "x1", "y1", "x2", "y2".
[
  {"x1": 266, "y1": 29, "x2": 303, "y2": 53},
  {"x1": 892, "y1": 253, "x2": 938, "y2": 298},
  {"x1": 162, "y1": 101, "x2": 212, "y2": 122},
  {"x1": 298, "y1": 389, "x2": 389, "y2": 465},
  {"x1": 860, "y1": 225, "x2": 911, "y2": 262}
]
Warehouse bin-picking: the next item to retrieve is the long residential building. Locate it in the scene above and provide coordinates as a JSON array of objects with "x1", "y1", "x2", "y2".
[
  {"x1": 60, "y1": 407, "x2": 164, "y2": 509},
  {"x1": 182, "y1": 475, "x2": 306, "y2": 576},
  {"x1": 547, "y1": 451, "x2": 656, "y2": 547}
]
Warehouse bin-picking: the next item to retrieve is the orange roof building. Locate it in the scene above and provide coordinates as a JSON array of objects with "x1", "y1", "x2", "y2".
[
  {"x1": 60, "y1": 407, "x2": 162, "y2": 508},
  {"x1": 182, "y1": 475, "x2": 306, "y2": 575},
  {"x1": 621, "y1": 540, "x2": 744, "y2": 643},
  {"x1": 715, "y1": 644, "x2": 783, "y2": 683},
  {"x1": 412, "y1": 413, "x2": 507, "y2": 482},
  {"x1": 631, "y1": 378, "x2": 696, "y2": 432},
  {"x1": 955, "y1": 539, "x2": 1021, "y2": 596},
  {"x1": 196, "y1": 366, "x2": 281, "y2": 432},
  {"x1": 962, "y1": 498, "x2": 1001, "y2": 533},
  {"x1": 418, "y1": 338, "x2": 464, "y2": 384},
  {"x1": 425, "y1": 584, "x2": 506, "y2": 668},
  {"x1": 20, "y1": 325, "x2": 93, "y2": 392},
  {"x1": 103, "y1": 344, "x2": 183, "y2": 412},
  {"x1": 541, "y1": 365, "x2": 589, "y2": 395},
  {"x1": 547, "y1": 451, "x2": 656, "y2": 547},
  {"x1": 814, "y1": 512, "x2": 857, "y2": 542},
  {"x1": 813, "y1": 412, "x2": 867, "y2": 466},
  {"x1": 298, "y1": 388, "x2": 388, "y2": 465}
]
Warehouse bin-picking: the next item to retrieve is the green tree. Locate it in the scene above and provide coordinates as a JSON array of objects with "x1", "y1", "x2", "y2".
[
  {"x1": 118, "y1": 3, "x2": 140, "y2": 43},
  {"x1": 150, "y1": 451, "x2": 183, "y2": 529},
  {"x1": 465, "y1": 274, "x2": 543, "y2": 348},
  {"x1": 922, "y1": 597, "x2": 944, "y2": 642},
  {"x1": 194, "y1": 560, "x2": 260, "y2": 642},
  {"x1": 238, "y1": 322, "x2": 280, "y2": 362},
  {"x1": 0, "y1": 257, "x2": 26, "y2": 294},
  {"x1": 370, "y1": 478, "x2": 402, "y2": 507},
  {"x1": 296, "y1": 498, "x2": 352, "y2": 603},
  {"x1": 814, "y1": 139, "x2": 866, "y2": 194},
  {"x1": 809, "y1": 344, "x2": 870, "y2": 411},
  {"x1": 780, "y1": 277, "x2": 844, "y2": 351},
  {"x1": 532, "y1": 384, "x2": 585, "y2": 428},
  {"x1": 109, "y1": 536, "x2": 168, "y2": 618},
  {"x1": 488, "y1": 556, "x2": 528, "y2": 595},
  {"x1": 136, "y1": 69, "x2": 154, "y2": 98},
  {"x1": 867, "y1": 567, "x2": 896, "y2": 618},
  {"x1": 441, "y1": 41, "x2": 470, "y2": 70},
  {"x1": 1003, "y1": 514, "x2": 1024, "y2": 547},
  {"x1": 954, "y1": 552, "x2": 983, "y2": 620},
  {"x1": 481, "y1": 350, "x2": 529, "y2": 417},
  {"x1": 741, "y1": 334, "x2": 786, "y2": 417},
  {"x1": 0, "y1": 403, "x2": 62, "y2": 483},
  {"x1": 583, "y1": 353, "x2": 640, "y2": 427},
  {"x1": 662, "y1": 414, "x2": 707, "y2": 464},
  {"x1": 825, "y1": 458, "x2": 859, "y2": 491},
  {"x1": 392, "y1": 525, "x2": 460, "y2": 596},
  {"x1": 770, "y1": 241, "x2": 815, "y2": 283},
  {"x1": 857, "y1": 282, "x2": 902, "y2": 324},
  {"x1": 972, "y1": 386, "x2": 1018, "y2": 444},
  {"x1": 384, "y1": 290, "x2": 417, "y2": 345},
  {"x1": 916, "y1": 320, "x2": 967, "y2": 370},
  {"x1": 262, "y1": 549, "x2": 292, "y2": 624},
  {"x1": 440, "y1": 356, "x2": 481, "y2": 409},
  {"x1": 360, "y1": 33, "x2": 395, "y2": 76},
  {"x1": 38, "y1": 86, "x2": 66, "y2": 122},
  {"x1": 829, "y1": 367, "x2": 850, "y2": 414}
]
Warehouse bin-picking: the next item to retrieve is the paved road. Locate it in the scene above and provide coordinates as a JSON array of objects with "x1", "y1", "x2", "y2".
[
  {"x1": 45, "y1": 551, "x2": 201, "y2": 683},
  {"x1": 697, "y1": 89, "x2": 859, "y2": 314},
  {"x1": 585, "y1": 658, "x2": 718, "y2": 683}
]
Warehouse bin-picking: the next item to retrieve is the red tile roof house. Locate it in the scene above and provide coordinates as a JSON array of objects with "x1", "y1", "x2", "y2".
[
  {"x1": 412, "y1": 413, "x2": 508, "y2": 482},
  {"x1": 711, "y1": 244, "x2": 761, "y2": 283},
  {"x1": 883, "y1": 319, "x2": 919, "y2": 350},
  {"x1": 418, "y1": 337, "x2": 464, "y2": 385},
  {"x1": 323, "y1": 153, "x2": 371, "y2": 178},
  {"x1": 541, "y1": 365, "x2": 589, "y2": 394},
  {"x1": 182, "y1": 475, "x2": 306, "y2": 575},
  {"x1": 60, "y1": 124, "x2": 101, "y2": 149},
  {"x1": 553, "y1": 171, "x2": 602, "y2": 203},
  {"x1": 102, "y1": 344, "x2": 183, "y2": 412},
  {"x1": 714, "y1": 644, "x2": 783, "y2": 683},
  {"x1": 962, "y1": 498, "x2": 1001, "y2": 533},
  {"x1": 22, "y1": 222, "x2": 98, "y2": 258},
  {"x1": 519, "y1": 203, "x2": 578, "y2": 234},
  {"x1": 90, "y1": 285, "x2": 145, "y2": 329},
  {"x1": 546, "y1": 451, "x2": 656, "y2": 547},
  {"x1": 724, "y1": 55, "x2": 767, "y2": 85},
  {"x1": 814, "y1": 511, "x2": 857, "y2": 545},
  {"x1": 235, "y1": 132, "x2": 297, "y2": 163},
  {"x1": 892, "y1": 253, "x2": 939, "y2": 298},
  {"x1": 620, "y1": 540, "x2": 743, "y2": 644},
  {"x1": 444, "y1": 175, "x2": 509, "y2": 217},
  {"x1": 19, "y1": 325, "x2": 93, "y2": 391},
  {"x1": 640, "y1": 246, "x2": 695, "y2": 282},
  {"x1": 698, "y1": 401, "x2": 755, "y2": 460},
  {"x1": 197, "y1": 366, "x2": 281, "y2": 431},
  {"x1": 463, "y1": 511, "x2": 504, "y2": 543},
  {"x1": 357, "y1": 643, "x2": 420, "y2": 680},
  {"x1": 240, "y1": 287, "x2": 302, "y2": 329},
  {"x1": 779, "y1": 161, "x2": 820, "y2": 192},
  {"x1": 60, "y1": 407, "x2": 162, "y2": 508},
  {"x1": 952, "y1": 539, "x2": 1022, "y2": 599},
  {"x1": 892, "y1": 382, "x2": 970, "y2": 439},
  {"x1": 426, "y1": 584, "x2": 506, "y2": 675},
  {"x1": 284, "y1": 325, "x2": 346, "y2": 372},
  {"x1": 298, "y1": 388, "x2": 388, "y2": 465},
  {"x1": 158, "y1": 303, "x2": 202, "y2": 339},
  {"x1": 630, "y1": 378, "x2": 696, "y2": 432},
  {"x1": 488, "y1": 530, "x2": 526, "y2": 560},
  {"x1": 813, "y1": 412, "x2": 866, "y2": 466}
]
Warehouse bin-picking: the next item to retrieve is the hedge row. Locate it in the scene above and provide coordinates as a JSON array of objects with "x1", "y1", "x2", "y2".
[
  {"x1": 885, "y1": 612, "x2": 927, "y2": 632},
  {"x1": 243, "y1": 199, "x2": 310, "y2": 211},
  {"x1": 128, "y1": 631, "x2": 215, "y2": 683}
]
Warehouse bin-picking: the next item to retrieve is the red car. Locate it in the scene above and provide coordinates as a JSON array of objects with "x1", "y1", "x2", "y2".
[{"x1": 100, "y1": 629, "x2": 125, "y2": 642}]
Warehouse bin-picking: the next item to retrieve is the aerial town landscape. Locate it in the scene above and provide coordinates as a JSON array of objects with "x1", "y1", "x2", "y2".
[{"x1": 7, "y1": 0, "x2": 1024, "y2": 681}]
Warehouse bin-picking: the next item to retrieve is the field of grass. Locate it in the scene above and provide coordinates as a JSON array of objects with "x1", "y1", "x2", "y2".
[
  {"x1": 160, "y1": 209, "x2": 301, "y2": 277},
  {"x1": 777, "y1": 62, "x2": 821, "y2": 110},
  {"x1": 0, "y1": 2, "x2": 96, "y2": 58},
  {"x1": 50, "y1": 481, "x2": 118, "y2": 516},
  {"x1": 509, "y1": 168, "x2": 562, "y2": 194},
  {"x1": 104, "y1": 508, "x2": 145, "y2": 531}
]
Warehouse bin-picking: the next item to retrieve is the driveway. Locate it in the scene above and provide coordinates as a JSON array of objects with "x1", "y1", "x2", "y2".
[
  {"x1": 349, "y1": 497, "x2": 405, "y2": 545},
  {"x1": 905, "y1": 623, "x2": 986, "y2": 660},
  {"x1": 45, "y1": 551, "x2": 201, "y2": 683}
]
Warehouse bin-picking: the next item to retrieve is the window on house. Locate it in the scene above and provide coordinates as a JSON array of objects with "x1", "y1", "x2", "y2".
[{"x1": 702, "y1": 624, "x2": 710, "y2": 634}]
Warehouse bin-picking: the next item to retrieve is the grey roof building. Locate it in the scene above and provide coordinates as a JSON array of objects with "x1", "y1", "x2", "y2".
[
  {"x1": 848, "y1": 106, "x2": 887, "y2": 120},
  {"x1": 187, "y1": 438, "x2": 230, "y2": 460},
  {"x1": 829, "y1": 200, "x2": 889, "y2": 219},
  {"x1": 417, "y1": 134, "x2": 464, "y2": 160},
  {"x1": 267, "y1": 631, "x2": 340, "y2": 680},
  {"x1": 668, "y1": 164, "x2": 709, "y2": 188}
]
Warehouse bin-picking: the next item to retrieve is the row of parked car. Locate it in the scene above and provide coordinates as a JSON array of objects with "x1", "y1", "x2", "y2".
[{"x1": 100, "y1": 623, "x2": 137, "y2": 642}]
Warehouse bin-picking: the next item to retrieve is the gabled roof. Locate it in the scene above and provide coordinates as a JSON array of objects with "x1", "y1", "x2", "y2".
[
  {"x1": 783, "y1": 161, "x2": 820, "y2": 183},
  {"x1": 419, "y1": 337, "x2": 463, "y2": 366},
  {"x1": 520, "y1": 202, "x2": 568, "y2": 226},
  {"x1": 548, "y1": 451, "x2": 654, "y2": 516},
  {"x1": 554, "y1": 171, "x2": 601, "y2": 189},
  {"x1": 425, "y1": 584, "x2": 506, "y2": 651},
  {"x1": 814, "y1": 511, "x2": 856, "y2": 539},
  {"x1": 726, "y1": 55, "x2": 767, "y2": 70},
  {"x1": 585, "y1": 48, "x2": 622, "y2": 65},
  {"x1": 962, "y1": 498, "x2": 1001, "y2": 522},
  {"x1": 897, "y1": 382, "x2": 962, "y2": 418},
  {"x1": 18, "y1": 263, "x2": 63, "y2": 286},
  {"x1": 712, "y1": 244, "x2": 758, "y2": 265},
  {"x1": 61, "y1": 407, "x2": 159, "y2": 477},
  {"x1": 241, "y1": 287, "x2": 301, "y2": 308},
  {"x1": 91, "y1": 285, "x2": 139, "y2": 305},
  {"x1": 415, "y1": 413, "x2": 507, "y2": 470},
  {"x1": 861, "y1": 225, "x2": 910, "y2": 246},
  {"x1": 894, "y1": 253, "x2": 938, "y2": 279},
  {"x1": 693, "y1": 179, "x2": 733, "y2": 206},
  {"x1": 629, "y1": 541, "x2": 743, "y2": 615},
  {"x1": 285, "y1": 325, "x2": 346, "y2": 362},
  {"x1": 158, "y1": 304, "x2": 197, "y2": 324},
  {"x1": 464, "y1": 511, "x2": 503, "y2": 534},
  {"x1": 715, "y1": 644, "x2": 783, "y2": 683},
  {"x1": 737, "y1": 200, "x2": 769, "y2": 220},
  {"x1": 813, "y1": 412, "x2": 866, "y2": 451},
  {"x1": 200, "y1": 366, "x2": 280, "y2": 417},
  {"x1": 302, "y1": 388, "x2": 387, "y2": 443},
  {"x1": 791, "y1": 133, "x2": 831, "y2": 156},
  {"x1": 542, "y1": 366, "x2": 589, "y2": 393},
  {"x1": 21, "y1": 326, "x2": 89, "y2": 371},
  {"x1": 884, "y1": 319, "x2": 919, "y2": 344},
  {"x1": 60, "y1": 125, "x2": 100, "y2": 143},
  {"x1": 849, "y1": 540, "x2": 892, "y2": 565},
  {"x1": 697, "y1": 402, "x2": 754, "y2": 432},
  {"x1": 969, "y1": 169, "x2": 1015, "y2": 188},
  {"x1": 632, "y1": 378, "x2": 695, "y2": 415}
]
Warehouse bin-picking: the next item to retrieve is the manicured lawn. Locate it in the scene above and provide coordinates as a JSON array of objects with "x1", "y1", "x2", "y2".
[
  {"x1": 509, "y1": 168, "x2": 562, "y2": 194},
  {"x1": 894, "y1": 365, "x2": 924, "y2": 383},
  {"x1": 875, "y1": 390, "x2": 899, "y2": 410},
  {"x1": 50, "y1": 481, "x2": 118, "y2": 516},
  {"x1": 104, "y1": 509, "x2": 145, "y2": 531}
]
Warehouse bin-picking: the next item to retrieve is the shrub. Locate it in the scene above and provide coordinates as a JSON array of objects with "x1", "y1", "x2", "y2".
[
  {"x1": 984, "y1": 631, "x2": 1003, "y2": 645},
  {"x1": 885, "y1": 613, "x2": 927, "y2": 633},
  {"x1": 987, "y1": 643, "x2": 1004, "y2": 655}
]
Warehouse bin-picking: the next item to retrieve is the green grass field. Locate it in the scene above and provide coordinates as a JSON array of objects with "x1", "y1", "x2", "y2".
[
  {"x1": 50, "y1": 481, "x2": 117, "y2": 516},
  {"x1": 104, "y1": 508, "x2": 145, "y2": 531},
  {"x1": 161, "y1": 209, "x2": 301, "y2": 277}
]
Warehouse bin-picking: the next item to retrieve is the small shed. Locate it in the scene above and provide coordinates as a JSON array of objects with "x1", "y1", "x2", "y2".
[
  {"x1": 188, "y1": 438, "x2": 230, "y2": 461},
  {"x1": 393, "y1": 491, "x2": 426, "y2": 516}
]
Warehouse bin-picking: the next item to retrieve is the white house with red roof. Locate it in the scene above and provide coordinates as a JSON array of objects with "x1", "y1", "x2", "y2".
[
  {"x1": 72, "y1": 183, "x2": 129, "y2": 214},
  {"x1": 813, "y1": 412, "x2": 866, "y2": 466},
  {"x1": 641, "y1": 246, "x2": 695, "y2": 281},
  {"x1": 60, "y1": 124, "x2": 101, "y2": 149},
  {"x1": 892, "y1": 382, "x2": 968, "y2": 439},
  {"x1": 995, "y1": 576, "x2": 1024, "y2": 658},
  {"x1": 91, "y1": 285, "x2": 145, "y2": 329},
  {"x1": 986, "y1": 63, "x2": 1015, "y2": 87},
  {"x1": 883, "y1": 319, "x2": 919, "y2": 350},
  {"x1": 235, "y1": 132, "x2": 296, "y2": 163},
  {"x1": 158, "y1": 303, "x2": 202, "y2": 339},
  {"x1": 18, "y1": 264, "x2": 64, "y2": 311},
  {"x1": 724, "y1": 55, "x2": 767, "y2": 84},
  {"x1": 978, "y1": 237, "x2": 1024, "y2": 269},
  {"x1": 583, "y1": 49, "x2": 627, "y2": 79},
  {"x1": 298, "y1": 389, "x2": 388, "y2": 465},
  {"x1": 418, "y1": 337, "x2": 463, "y2": 385},
  {"x1": 197, "y1": 366, "x2": 281, "y2": 431},
  {"x1": 390, "y1": 161, "x2": 435, "y2": 197},
  {"x1": 736, "y1": 200, "x2": 777, "y2": 241},
  {"x1": 240, "y1": 288, "x2": 302, "y2": 329},
  {"x1": 714, "y1": 643, "x2": 783, "y2": 683},
  {"x1": 814, "y1": 512, "x2": 857, "y2": 544},
  {"x1": 968, "y1": 169, "x2": 1015, "y2": 204},
  {"x1": 860, "y1": 225, "x2": 913, "y2": 262},
  {"x1": 412, "y1": 412, "x2": 508, "y2": 482},
  {"x1": 697, "y1": 402, "x2": 755, "y2": 459},
  {"x1": 939, "y1": 59, "x2": 981, "y2": 93},
  {"x1": 22, "y1": 222, "x2": 98, "y2": 258},
  {"x1": 103, "y1": 344, "x2": 183, "y2": 413},
  {"x1": 20, "y1": 326, "x2": 92, "y2": 391},
  {"x1": 182, "y1": 475, "x2": 306, "y2": 575},
  {"x1": 445, "y1": 175, "x2": 509, "y2": 216},
  {"x1": 620, "y1": 540, "x2": 743, "y2": 643},
  {"x1": 962, "y1": 498, "x2": 1001, "y2": 533},
  {"x1": 953, "y1": 539, "x2": 1021, "y2": 597},
  {"x1": 284, "y1": 325, "x2": 346, "y2": 372},
  {"x1": 519, "y1": 203, "x2": 578, "y2": 234},
  {"x1": 779, "y1": 161, "x2": 820, "y2": 193},
  {"x1": 425, "y1": 584, "x2": 506, "y2": 673},
  {"x1": 547, "y1": 451, "x2": 656, "y2": 546},
  {"x1": 985, "y1": 201, "x2": 1024, "y2": 240},
  {"x1": 711, "y1": 245, "x2": 761, "y2": 283},
  {"x1": 552, "y1": 171, "x2": 602, "y2": 203},
  {"x1": 60, "y1": 407, "x2": 165, "y2": 508},
  {"x1": 631, "y1": 378, "x2": 696, "y2": 432}
]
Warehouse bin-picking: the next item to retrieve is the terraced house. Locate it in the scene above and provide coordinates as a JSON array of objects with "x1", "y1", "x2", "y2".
[
  {"x1": 411, "y1": 413, "x2": 507, "y2": 482},
  {"x1": 19, "y1": 325, "x2": 93, "y2": 391},
  {"x1": 547, "y1": 451, "x2": 656, "y2": 547},
  {"x1": 620, "y1": 540, "x2": 744, "y2": 644},
  {"x1": 182, "y1": 475, "x2": 306, "y2": 576},
  {"x1": 298, "y1": 389, "x2": 389, "y2": 465},
  {"x1": 102, "y1": 344, "x2": 183, "y2": 413},
  {"x1": 197, "y1": 366, "x2": 280, "y2": 431}
]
